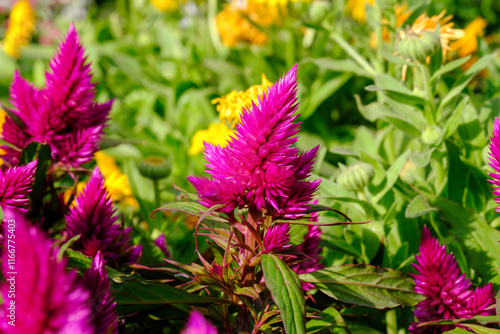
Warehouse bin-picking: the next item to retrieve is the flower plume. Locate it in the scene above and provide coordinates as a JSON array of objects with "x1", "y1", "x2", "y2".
[
  {"x1": 65, "y1": 167, "x2": 142, "y2": 265},
  {"x1": 188, "y1": 65, "x2": 320, "y2": 218},
  {"x1": 0, "y1": 208, "x2": 93, "y2": 333},
  {"x1": 0, "y1": 160, "x2": 37, "y2": 212},
  {"x1": 488, "y1": 117, "x2": 500, "y2": 211}
]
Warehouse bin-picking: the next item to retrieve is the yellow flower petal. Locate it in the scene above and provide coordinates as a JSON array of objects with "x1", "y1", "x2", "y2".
[
  {"x1": 2, "y1": 0, "x2": 36, "y2": 58},
  {"x1": 189, "y1": 122, "x2": 235, "y2": 156}
]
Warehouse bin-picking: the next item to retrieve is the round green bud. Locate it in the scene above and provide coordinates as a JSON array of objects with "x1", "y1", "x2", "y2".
[
  {"x1": 309, "y1": 1, "x2": 330, "y2": 21},
  {"x1": 138, "y1": 156, "x2": 171, "y2": 180},
  {"x1": 337, "y1": 162, "x2": 375, "y2": 191},
  {"x1": 421, "y1": 125, "x2": 442, "y2": 145},
  {"x1": 398, "y1": 30, "x2": 441, "y2": 62}
]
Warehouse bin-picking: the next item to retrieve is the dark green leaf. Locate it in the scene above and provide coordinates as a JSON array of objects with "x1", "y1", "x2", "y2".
[
  {"x1": 151, "y1": 201, "x2": 227, "y2": 223},
  {"x1": 300, "y1": 264, "x2": 424, "y2": 309},
  {"x1": 405, "y1": 195, "x2": 437, "y2": 218},
  {"x1": 306, "y1": 307, "x2": 349, "y2": 334},
  {"x1": 430, "y1": 56, "x2": 471, "y2": 82},
  {"x1": 262, "y1": 253, "x2": 306, "y2": 334}
]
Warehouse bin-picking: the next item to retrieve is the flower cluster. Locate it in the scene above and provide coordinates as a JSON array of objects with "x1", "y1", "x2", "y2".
[
  {"x1": 488, "y1": 117, "x2": 500, "y2": 210},
  {"x1": 409, "y1": 226, "x2": 495, "y2": 333},
  {"x1": 151, "y1": 0, "x2": 178, "y2": 12},
  {"x1": 1, "y1": 23, "x2": 112, "y2": 168},
  {"x1": 346, "y1": 0, "x2": 374, "y2": 24},
  {"x1": 2, "y1": 0, "x2": 36, "y2": 58},
  {"x1": 65, "y1": 167, "x2": 142, "y2": 266},
  {"x1": 0, "y1": 160, "x2": 37, "y2": 212},
  {"x1": 188, "y1": 65, "x2": 320, "y2": 218},
  {"x1": 189, "y1": 122, "x2": 235, "y2": 156}
]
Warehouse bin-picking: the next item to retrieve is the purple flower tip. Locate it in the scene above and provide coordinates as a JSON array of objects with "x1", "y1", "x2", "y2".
[
  {"x1": 488, "y1": 117, "x2": 500, "y2": 212},
  {"x1": 154, "y1": 233, "x2": 170, "y2": 258},
  {"x1": 0, "y1": 207, "x2": 94, "y2": 333},
  {"x1": 181, "y1": 310, "x2": 218, "y2": 334},
  {"x1": 0, "y1": 160, "x2": 37, "y2": 212},
  {"x1": 263, "y1": 223, "x2": 291, "y2": 253},
  {"x1": 83, "y1": 251, "x2": 118, "y2": 334},
  {"x1": 409, "y1": 226, "x2": 496, "y2": 333},
  {"x1": 65, "y1": 167, "x2": 142, "y2": 265},
  {"x1": 188, "y1": 65, "x2": 320, "y2": 217}
]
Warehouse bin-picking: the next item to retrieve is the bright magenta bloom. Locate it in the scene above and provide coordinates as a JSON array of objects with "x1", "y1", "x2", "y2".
[
  {"x1": 489, "y1": 117, "x2": 500, "y2": 210},
  {"x1": 0, "y1": 208, "x2": 93, "y2": 333},
  {"x1": 0, "y1": 160, "x2": 37, "y2": 212},
  {"x1": 292, "y1": 225, "x2": 324, "y2": 290},
  {"x1": 181, "y1": 310, "x2": 218, "y2": 334},
  {"x1": 188, "y1": 65, "x2": 320, "y2": 218},
  {"x1": 83, "y1": 251, "x2": 118, "y2": 334},
  {"x1": 2, "y1": 23, "x2": 112, "y2": 167},
  {"x1": 409, "y1": 226, "x2": 495, "y2": 333},
  {"x1": 263, "y1": 223, "x2": 291, "y2": 253},
  {"x1": 65, "y1": 167, "x2": 142, "y2": 265}
]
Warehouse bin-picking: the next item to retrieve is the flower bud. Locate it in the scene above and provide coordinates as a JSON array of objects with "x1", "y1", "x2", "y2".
[
  {"x1": 421, "y1": 125, "x2": 441, "y2": 145},
  {"x1": 398, "y1": 30, "x2": 440, "y2": 62},
  {"x1": 138, "y1": 156, "x2": 171, "y2": 180},
  {"x1": 337, "y1": 162, "x2": 375, "y2": 191}
]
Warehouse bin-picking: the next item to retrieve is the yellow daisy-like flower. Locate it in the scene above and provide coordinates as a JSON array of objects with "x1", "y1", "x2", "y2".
[
  {"x1": 188, "y1": 122, "x2": 235, "y2": 156},
  {"x1": 406, "y1": 10, "x2": 465, "y2": 58},
  {"x1": 346, "y1": 0, "x2": 374, "y2": 24},
  {"x1": 2, "y1": 0, "x2": 36, "y2": 58},
  {"x1": 449, "y1": 17, "x2": 487, "y2": 58},
  {"x1": 95, "y1": 152, "x2": 138, "y2": 208},
  {"x1": 216, "y1": 3, "x2": 269, "y2": 47},
  {"x1": 212, "y1": 74, "x2": 273, "y2": 127},
  {"x1": 151, "y1": 0, "x2": 178, "y2": 12},
  {"x1": 370, "y1": 2, "x2": 413, "y2": 49}
]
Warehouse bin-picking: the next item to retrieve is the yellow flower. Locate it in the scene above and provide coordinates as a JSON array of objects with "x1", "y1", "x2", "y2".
[
  {"x1": 95, "y1": 151, "x2": 138, "y2": 208},
  {"x1": 215, "y1": 3, "x2": 269, "y2": 47},
  {"x1": 346, "y1": 0, "x2": 375, "y2": 24},
  {"x1": 449, "y1": 17, "x2": 487, "y2": 58},
  {"x1": 370, "y1": 2, "x2": 413, "y2": 49},
  {"x1": 405, "y1": 10, "x2": 465, "y2": 58},
  {"x1": 212, "y1": 74, "x2": 273, "y2": 127},
  {"x1": 2, "y1": 0, "x2": 36, "y2": 58},
  {"x1": 63, "y1": 181, "x2": 86, "y2": 206},
  {"x1": 151, "y1": 0, "x2": 178, "y2": 12},
  {"x1": 188, "y1": 122, "x2": 235, "y2": 156}
]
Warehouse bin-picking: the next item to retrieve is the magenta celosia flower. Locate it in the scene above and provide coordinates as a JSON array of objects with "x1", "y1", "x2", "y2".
[
  {"x1": 188, "y1": 65, "x2": 320, "y2": 218},
  {"x1": 292, "y1": 225, "x2": 324, "y2": 290},
  {"x1": 1, "y1": 23, "x2": 111, "y2": 168},
  {"x1": 83, "y1": 251, "x2": 118, "y2": 334},
  {"x1": 181, "y1": 310, "x2": 218, "y2": 334},
  {"x1": 0, "y1": 160, "x2": 37, "y2": 212},
  {"x1": 65, "y1": 167, "x2": 142, "y2": 265},
  {"x1": 409, "y1": 226, "x2": 496, "y2": 333},
  {"x1": 263, "y1": 223, "x2": 291, "y2": 253},
  {"x1": 0, "y1": 208, "x2": 93, "y2": 333},
  {"x1": 489, "y1": 117, "x2": 500, "y2": 211},
  {"x1": 154, "y1": 233, "x2": 170, "y2": 258}
]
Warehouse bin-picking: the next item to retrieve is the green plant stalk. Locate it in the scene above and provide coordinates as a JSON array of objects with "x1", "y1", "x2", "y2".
[
  {"x1": 419, "y1": 63, "x2": 436, "y2": 125},
  {"x1": 385, "y1": 309, "x2": 398, "y2": 334},
  {"x1": 207, "y1": 0, "x2": 224, "y2": 54},
  {"x1": 153, "y1": 179, "x2": 160, "y2": 208}
]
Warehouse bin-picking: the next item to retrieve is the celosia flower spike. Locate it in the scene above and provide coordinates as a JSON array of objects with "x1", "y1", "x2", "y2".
[
  {"x1": 0, "y1": 160, "x2": 37, "y2": 212},
  {"x1": 488, "y1": 117, "x2": 500, "y2": 211},
  {"x1": 65, "y1": 167, "x2": 142, "y2": 265},
  {"x1": 409, "y1": 226, "x2": 495, "y2": 333},
  {"x1": 263, "y1": 223, "x2": 291, "y2": 253},
  {"x1": 181, "y1": 310, "x2": 218, "y2": 334},
  {"x1": 83, "y1": 251, "x2": 118, "y2": 334},
  {"x1": 0, "y1": 208, "x2": 93, "y2": 333},
  {"x1": 189, "y1": 65, "x2": 320, "y2": 218}
]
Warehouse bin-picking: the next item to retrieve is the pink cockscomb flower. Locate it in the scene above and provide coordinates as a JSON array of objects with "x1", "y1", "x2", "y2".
[
  {"x1": 263, "y1": 223, "x2": 291, "y2": 253},
  {"x1": 1, "y1": 23, "x2": 112, "y2": 168},
  {"x1": 188, "y1": 65, "x2": 320, "y2": 218},
  {"x1": 181, "y1": 310, "x2": 218, "y2": 334},
  {"x1": 292, "y1": 225, "x2": 324, "y2": 290},
  {"x1": 65, "y1": 167, "x2": 142, "y2": 266},
  {"x1": 0, "y1": 208, "x2": 94, "y2": 333},
  {"x1": 83, "y1": 251, "x2": 118, "y2": 334},
  {"x1": 408, "y1": 226, "x2": 496, "y2": 333},
  {"x1": 489, "y1": 117, "x2": 500, "y2": 211},
  {"x1": 0, "y1": 160, "x2": 37, "y2": 212}
]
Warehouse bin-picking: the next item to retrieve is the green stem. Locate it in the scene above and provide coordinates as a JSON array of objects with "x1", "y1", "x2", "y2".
[
  {"x1": 419, "y1": 63, "x2": 435, "y2": 125},
  {"x1": 385, "y1": 309, "x2": 398, "y2": 334},
  {"x1": 153, "y1": 179, "x2": 160, "y2": 208}
]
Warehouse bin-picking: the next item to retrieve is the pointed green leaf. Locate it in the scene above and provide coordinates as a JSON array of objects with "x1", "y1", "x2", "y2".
[
  {"x1": 405, "y1": 195, "x2": 437, "y2": 218},
  {"x1": 306, "y1": 307, "x2": 349, "y2": 334},
  {"x1": 262, "y1": 253, "x2": 306, "y2": 334}
]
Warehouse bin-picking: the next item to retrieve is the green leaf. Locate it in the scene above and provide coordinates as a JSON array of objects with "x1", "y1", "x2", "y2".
[
  {"x1": 262, "y1": 253, "x2": 306, "y2": 334},
  {"x1": 300, "y1": 264, "x2": 424, "y2": 309},
  {"x1": 409, "y1": 148, "x2": 435, "y2": 167},
  {"x1": 330, "y1": 33, "x2": 376, "y2": 77},
  {"x1": 371, "y1": 150, "x2": 409, "y2": 205},
  {"x1": 306, "y1": 307, "x2": 349, "y2": 334},
  {"x1": 381, "y1": 51, "x2": 417, "y2": 67},
  {"x1": 447, "y1": 329, "x2": 475, "y2": 334},
  {"x1": 430, "y1": 56, "x2": 471, "y2": 82},
  {"x1": 303, "y1": 57, "x2": 368, "y2": 77},
  {"x1": 405, "y1": 195, "x2": 437, "y2": 219},
  {"x1": 419, "y1": 315, "x2": 500, "y2": 326},
  {"x1": 151, "y1": 201, "x2": 227, "y2": 223},
  {"x1": 463, "y1": 325, "x2": 500, "y2": 334}
]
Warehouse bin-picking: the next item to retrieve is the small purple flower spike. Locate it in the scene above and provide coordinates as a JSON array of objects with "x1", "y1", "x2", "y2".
[
  {"x1": 188, "y1": 65, "x2": 320, "y2": 218},
  {"x1": 263, "y1": 223, "x2": 291, "y2": 254},
  {"x1": 292, "y1": 225, "x2": 324, "y2": 290},
  {"x1": 489, "y1": 117, "x2": 500, "y2": 211},
  {"x1": 0, "y1": 160, "x2": 37, "y2": 212},
  {"x1": 65, "y1": 167, "x2": 142, "y2": 265},
  {"x1": 181, "y1": 310, "x2": 218, "y2": 334},
  {"x1": 408, "y1": 226, "x2": 496, "y2": 333},
  {"x1": 83, "y1": 251, "x2": 118, "y2": 334},
  {"x1": 0, "y1": 208, "x2": 93, "y2": 333},
  {"x1": 154, "y1": 233, "x2": 170, "y2": 258}
]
